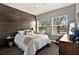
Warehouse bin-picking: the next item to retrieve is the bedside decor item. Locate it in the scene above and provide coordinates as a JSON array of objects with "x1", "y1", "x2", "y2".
[
  {"x1": 30, "y1": 28, "x2": 33, "y2": 30},
  {"x1": 6, "y1": 35, "x2": 15, "y2": 47},
  {"x1": 71, "y1": 28, "x2": 79, "y2": 44},
  {"x1": 9, "y1": 42, "x2": 13, "y2": 47},
  {"x1": 6, "y1": 35, "x2": 14, "y2": 39},
  {"x1": 30, "y1": 28, "x2": 34, "y2": 33}
]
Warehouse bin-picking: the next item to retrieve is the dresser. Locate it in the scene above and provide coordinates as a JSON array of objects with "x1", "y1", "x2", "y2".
[{"x1": 59, "y1": 34, "x2": 79, "y2": 55}]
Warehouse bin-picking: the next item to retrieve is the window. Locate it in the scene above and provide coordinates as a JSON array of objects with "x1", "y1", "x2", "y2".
[
  {"x1": 52, "y1": 15, "x2": 68, "y2": 35},
  {"x1": 38, "y1": 18, "x2": 46, "y2": 34}
]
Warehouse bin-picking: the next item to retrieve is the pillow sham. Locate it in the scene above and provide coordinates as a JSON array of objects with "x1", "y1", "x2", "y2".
[
  {"x1": 18, "y1": 31, "x2": 24, "y2": 35},
  {"x1": 24, "y1": 30, "x2": 34, "y2": 35}
]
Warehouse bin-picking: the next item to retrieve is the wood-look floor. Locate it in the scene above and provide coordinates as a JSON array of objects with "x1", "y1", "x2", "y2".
[{"x1": 0, "y1": 43, "x2": 59, "y2": 55}]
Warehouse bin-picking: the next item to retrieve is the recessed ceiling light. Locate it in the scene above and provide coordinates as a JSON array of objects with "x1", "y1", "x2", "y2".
[
  {"x1": 36, "y1": 4, "x2": 40, "y2": 8},
  {"x1": 35, "y1": 3, "x2": 47, "y2": 8}
]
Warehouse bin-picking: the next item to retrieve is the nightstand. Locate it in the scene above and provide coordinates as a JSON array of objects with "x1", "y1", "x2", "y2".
[{"x1": 6, "y1": 36, "x2": 15, "y2": 47}]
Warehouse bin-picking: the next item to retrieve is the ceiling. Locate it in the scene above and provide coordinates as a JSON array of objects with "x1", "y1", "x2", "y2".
[{"x1": 3, "y1": 3, "x2": 74, "y2": 15}]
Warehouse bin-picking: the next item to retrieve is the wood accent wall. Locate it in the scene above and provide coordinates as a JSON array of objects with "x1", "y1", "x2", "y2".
[{"x1": 0, "y1": 4, "x2": 36, "y2": 47}]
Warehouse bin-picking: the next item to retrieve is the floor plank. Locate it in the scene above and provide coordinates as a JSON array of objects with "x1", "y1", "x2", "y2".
[{"x1": 0, "y1": 43, "x2": 59, "y2": 55}]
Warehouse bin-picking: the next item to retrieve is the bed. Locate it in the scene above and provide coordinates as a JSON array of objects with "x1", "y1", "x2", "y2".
[{"x1": 14, "y1": 31, "x2": 51, "y2": 55}]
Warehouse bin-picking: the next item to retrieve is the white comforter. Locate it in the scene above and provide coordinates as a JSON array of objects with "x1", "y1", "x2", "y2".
[{"x1": 14, "y1": 34, "x2": 51, "y2": 55}]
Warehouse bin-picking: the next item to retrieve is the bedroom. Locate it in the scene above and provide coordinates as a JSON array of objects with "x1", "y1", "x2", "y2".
[{"x1": 0, "y1": 3, "x2": 79, "y2": 55}]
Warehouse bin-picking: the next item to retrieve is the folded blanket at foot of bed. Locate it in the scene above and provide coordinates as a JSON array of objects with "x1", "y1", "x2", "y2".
[
  {"x1": 24, "y1": 35, "x2": 42, "y2": 46},
  {"x1": 24, "y1": 36, "x2": 31, "y2": 45}
]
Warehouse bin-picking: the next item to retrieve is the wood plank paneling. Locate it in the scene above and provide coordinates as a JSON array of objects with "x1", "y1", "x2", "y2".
[{"x1": 0, "y1": 4, "x2": 36, "y2": 47}]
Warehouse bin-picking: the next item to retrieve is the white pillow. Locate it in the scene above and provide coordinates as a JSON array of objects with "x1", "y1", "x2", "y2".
[
  {"x1": 24, "y1": 30, "x2": 34, "y2": 35},
  {"x1": 18, "y1": 31, "x2": 24, "y2": 35}
]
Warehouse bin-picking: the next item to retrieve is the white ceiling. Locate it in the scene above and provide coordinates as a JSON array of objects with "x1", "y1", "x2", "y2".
[{"x1": 3, "y1": 3, "x2": 74, "y2": 15}]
